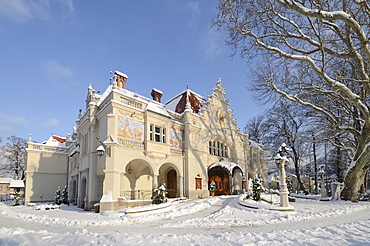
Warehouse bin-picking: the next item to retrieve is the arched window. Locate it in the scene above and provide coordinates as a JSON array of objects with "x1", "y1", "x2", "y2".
[{"x1": 209, "y1": 140, "x2": 229, "y2": 158}]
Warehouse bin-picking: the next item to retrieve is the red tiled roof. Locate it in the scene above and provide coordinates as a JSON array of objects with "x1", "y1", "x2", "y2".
[
  {"x1": 52, "y1": 135, "x2": 67, "y2": 143},
  {"x1": 174, "y1": 91, "x2": 203, "y2": 114}
]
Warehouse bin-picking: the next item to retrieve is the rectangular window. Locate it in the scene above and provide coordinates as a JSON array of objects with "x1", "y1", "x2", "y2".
[
  {"x1": 150, "y1": 124, "x2": 166, "y2": 143},
  {"x1": 209, "y1": 141, "x2": 229, "y2": 158},
  {"x1": 196, "y1": 178, "x2": 202, "y2": 190},
  {"x1": 162, "y1": 128, "x2": 166, "y2": 143},
  {"x1": 155, "y1": 126, "x2": 161, "y2": 142}
]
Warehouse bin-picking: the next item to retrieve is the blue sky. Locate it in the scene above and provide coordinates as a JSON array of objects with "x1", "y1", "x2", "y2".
[{"x1": 0, "y1": 0, "x2": 264, "y2": 144}]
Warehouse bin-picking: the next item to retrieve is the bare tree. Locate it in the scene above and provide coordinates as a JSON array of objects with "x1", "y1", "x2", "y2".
[
  {"x1": 244, "y1": 115, "x2": 269, "y2": 143},
  {"x1": 215, "y1": 0, "x2": 370, "y2": 201},
  {"x1": 1, "y1": 136, "x2": 27, "y2": 180},
  {"x1": 264, "y1": 100, "x2": 311, "y2": 194}
]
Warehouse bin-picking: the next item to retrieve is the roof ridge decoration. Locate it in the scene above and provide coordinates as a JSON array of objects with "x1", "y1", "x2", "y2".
[
  {"x1": 200, "y1": 78, "x2": 228, "y2": 113},
  {"x1": 212, "y1": 78, "x2": 227, "y2": 101}
]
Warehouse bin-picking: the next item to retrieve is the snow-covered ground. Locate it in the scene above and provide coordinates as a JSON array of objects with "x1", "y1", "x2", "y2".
[{"x1": 1, "y1": 195, "x2": 370, "y2": 245}]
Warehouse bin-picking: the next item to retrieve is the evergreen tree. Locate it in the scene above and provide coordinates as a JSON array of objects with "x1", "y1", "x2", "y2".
[
  {"x1": 252, "y1": 175, "x2": 265, "y2": 201},
  {"x1": 62, "y1": 185, "x2": 69, "y2": 205},
  {"x1": 12, "y1": 191, "x2": 20, "y2": 206},
  {"x1": 153, "y1": 184, "x2": 167, "y2": 204},
  {"x1": 55, "y1": 186, "x2": 62, "y2": 205}
]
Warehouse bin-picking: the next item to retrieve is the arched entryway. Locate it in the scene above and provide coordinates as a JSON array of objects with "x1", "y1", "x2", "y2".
[
  {"x1": 79, "y1": 177, "x2": 87, "y2": 209},
  {"x1": 166, "y1": 169, "x2": 177, "y2": 198},
  {"x1": 208, "y1": 166, "x2": 230, "y2": 195},
  {"x1": 71, "y1": 179, "x2": 78, "y2": 205},
  {"x1": 158, "y1": 163, "x2": 181, "y2": 198},
  {"x1": 208, "y1": 161, "x2": 244, "y2": 196},
  {"x1": 123, "y1": 159, "x2": 153, "y2": 200}
]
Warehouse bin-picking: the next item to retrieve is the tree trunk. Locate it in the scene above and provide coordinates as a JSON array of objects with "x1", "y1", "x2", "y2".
[
  {"x1": 292, "y1": 147, "x2": 309, "y2": 195},
  {"x1": 341, "y1": 126, "x2": 370, "y2": 201},
  {"x1": 313, "y1": 136, "x2": 318, "y2": 194},
  {"x1": 341, "y1": 166, "x2": 367, "y2": 202}
]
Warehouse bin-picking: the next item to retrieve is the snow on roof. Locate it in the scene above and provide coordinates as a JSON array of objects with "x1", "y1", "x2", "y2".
[
  {"x1": 9, "y1": 179, "x2": 24, "y2": 188},
  {"x1": 0, "y1": 178, "x2": 12, "y2": 184},
  {"x1": 151, "y1": 88, "x2": 163, "y2": 94},
  {"x1": 115, "y1": 70, "x2": 128, "y2": 78},
  {"x1": 96, "y1": 84, "x2": 171, "y2": 118},
  {"x1": 69, "y1": 145, "x2": 80, "y2": 157},
  {"x1": 208, "y1": 161, "x2": 244, "y2": 175},
  {"x1": 249, "y1": 140, "x2": 260, "y2": 149},
  {"x1": 96, "y1": 84, "x2": 113, "y2": 107},
  {"x1": 42, "y1": 135, "x2": 67, "y2": 147},
  {"x1": 165, "y1": 89, "x2": 206, "y2": 114},
  {"x1": 146, "y1": 101, "x2": 171, "y2": 118}
]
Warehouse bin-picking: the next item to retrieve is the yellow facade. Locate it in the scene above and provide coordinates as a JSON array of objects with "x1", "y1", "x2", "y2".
[
  {"x1": 25, "y1": 140, "x2": 69, "y2": 204},
  {"x1": 25, "y1": 72, "x2": 267, "y2": 212}
]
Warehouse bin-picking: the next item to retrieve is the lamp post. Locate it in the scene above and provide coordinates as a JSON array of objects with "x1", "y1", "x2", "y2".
[
  {"x1": 275, "y1": 143, "x2": 290, "y2": 207},
  {"x1": 319, "y1": 165, "x2": 327, "y2": 199},
  {"x1": 96, "y1": 137, "x2": 111, "y2": 157}
]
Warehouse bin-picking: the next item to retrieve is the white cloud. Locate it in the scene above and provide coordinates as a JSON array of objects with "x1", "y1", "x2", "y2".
[
  {"x1": 0, "y1": 124, "x2": 13, "y2": 132},
  {"x1": 0, "y1": 112, "x2": 26, "y2": 125},
  {"x1": 0, "y1": 0, "x2": 75, "y2": 24},
  {"x1": 40, "y1": 59, "x2": 72, "y2": 80},
  {"x1": 201, "y1": 27, "x2": 222, "y2": 59},
  {"x1": 0, "y1": 112, "x2": 27, "y2": 134},
  {"x1": 0, "y1": 0, "x2": 34, "y2": 23},
  {"x1": 185, "y1": 2, "x2": 200, "y2": 32},
  {"x1": 44, "y1": 118, "x2": 59, "y2": 127},
  {"x1": 58, "y1": 0, "x2": 74, "y2": 12}
]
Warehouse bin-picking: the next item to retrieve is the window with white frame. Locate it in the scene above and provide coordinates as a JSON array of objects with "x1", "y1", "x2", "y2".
[
  {"x1": 150, "y1": 124, "x2": 166, "y2": 143},
  {"x1": 209, "y1": 140, "x2": 228, "y2": 158}
]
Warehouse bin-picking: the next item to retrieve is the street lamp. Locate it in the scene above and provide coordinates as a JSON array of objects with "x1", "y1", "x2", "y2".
[
  {"x1": 319, "y1": 165, "x2": 327, "y2": 199},
  {"x1": 96, "y1": 137, "x2": 111, "y2": 157},
  {"x1": 96, "y1": 144, "x2": 105, "y2": 157},
  {"x1": 274, "y1": 143, "x2": 290, "y2": 207}
]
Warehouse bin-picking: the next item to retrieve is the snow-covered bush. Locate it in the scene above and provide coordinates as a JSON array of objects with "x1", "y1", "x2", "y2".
[
  {"x1": 55, "y1": 186, "x2": 69, "y2": 205},
  {"x1": 12, "y1": 191, "x2": 20, "y2": 206},
  {"x1": 252, "y1": 175, "x2": 265, "y2": 201},
  {"x1": 33, "y1": 203, "x2": 60, "y2": 210},
  {"x1": 62, "y1": 185, "x2": 69, "y2": 205},
  {"x1": 209, "y1": 181, "x2": 216, "y2": 193},
  {"x1": 152, "y1": 184, "x2": 168, "y2": 204},
  {"x1": 55, "y1": 186, "x2": 62, "y2": 205}
]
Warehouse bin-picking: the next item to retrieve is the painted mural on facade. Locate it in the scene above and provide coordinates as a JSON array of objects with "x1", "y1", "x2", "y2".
[
  {"x1": 169, "y1": 129, "x2": 183, "y2": 149},
  {"x1": 117, "y1": 115, "x2": 144, "y2": 148}
]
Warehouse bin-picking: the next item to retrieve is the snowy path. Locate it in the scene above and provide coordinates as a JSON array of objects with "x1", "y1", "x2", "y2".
[
  {"x1": 1, "y1": 196, "x2": 370, "y2": 245},
  {"x1": 0, "y1": 196, "x2": 234, "y2": 234}
]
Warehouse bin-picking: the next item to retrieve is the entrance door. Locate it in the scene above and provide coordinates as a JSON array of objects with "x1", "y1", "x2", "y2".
[
  {"x1": 208, "y1": 166, "x2": 230, "y2": 195},
  {"x1": 167, "y1": 169, "x2": 177, "y2": 198}
]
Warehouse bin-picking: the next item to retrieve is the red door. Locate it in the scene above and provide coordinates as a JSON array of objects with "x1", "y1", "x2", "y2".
[
  {"x1": 208, "y1": 166, "x2": 230, "y2": 195},
  {"x1": 167, "y1": 170, "x2": 177, "y2": 198}
]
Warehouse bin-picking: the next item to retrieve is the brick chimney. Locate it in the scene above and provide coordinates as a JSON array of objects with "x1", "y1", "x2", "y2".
[
  {"x1": 114, "y1": 71, "x2": 128, "y2": 89},
  {"x1": 151, "y1": 88, "x2": 163, "y2": 103}
]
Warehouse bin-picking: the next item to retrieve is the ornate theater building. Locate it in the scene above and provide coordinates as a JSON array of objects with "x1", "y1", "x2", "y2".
[{"x1": 25, "y1": 71, "x2": 267, "y2": 212}]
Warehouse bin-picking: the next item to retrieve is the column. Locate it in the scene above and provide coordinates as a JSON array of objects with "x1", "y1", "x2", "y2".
[
  {"x1": 279, "y1": 159, "x2": 290, "y2": 207},
  {"x1": 178, "y1": 175, "x2": 184, "y2": 197}
]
